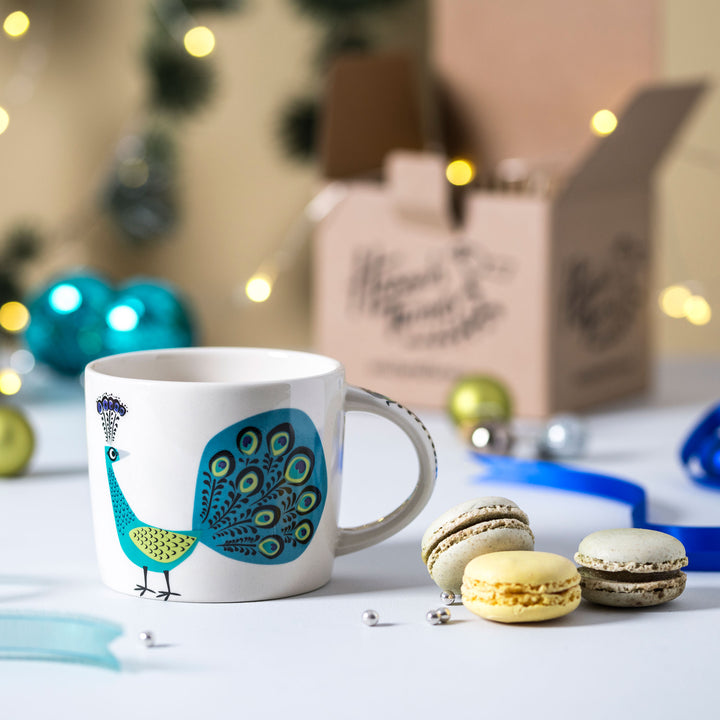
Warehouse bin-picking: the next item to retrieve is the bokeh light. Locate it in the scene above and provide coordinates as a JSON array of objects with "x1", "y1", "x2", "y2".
[
  {"x1": 106, "y1": 303, "x2": 141, "y2": 332},
  {"x1": 118, "y1": 158, "x2": 149, "y2": 188},
  {"x1": 10, "y1": 349, "x2": 35, "y2": 375},
  {"x1": 0, "y1": 107, "x2": 9, "y2": 136},
  {"x1": 48, "y1": 283, "x2": 82, "y2": 314},
  {"x1": 0, "y1": 369, "x2": 22, "y2": 395},
  {"x1": 184, "y1": 26, "x2": 215, "y2": 57},
  {"x1": 659, "y1": 284, "x2": 692, "y2": 319},
  {"x1": 590, "y1": 109, "x2": 618, "y2": 136},
  {"x1": 0, "y1": 301, "x2": 30, "y2": 332},
  {"x1": 3, "y1": 10, "x2": 30, "y2": 38},
  {"x1": 659, "y1": 284, "x2": 712, "y2": 326},
  {"x1": 546, "y1": 423, "x2": 568, "y2": 446},
  {"x1": 470, "y1": 426, "x2": 491, "y2": 449},
  {"x1": 245, "y1": 275, "x2": 273, "y2": 303},
  {"x1": 684, "y1": 295, "x2": 712, "y2": 326},
  {"x1": 445, "y1": 159, "x2": 476, "y2": 186}
]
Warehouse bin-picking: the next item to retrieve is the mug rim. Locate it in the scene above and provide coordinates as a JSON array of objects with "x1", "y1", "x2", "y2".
[{"x1": 85, "y1": 346, "x2": 343, "y2": 386}]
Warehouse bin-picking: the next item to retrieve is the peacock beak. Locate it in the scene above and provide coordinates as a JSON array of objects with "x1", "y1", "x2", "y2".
[{"x1": 115, "y1": 449, "x2": 130, "y2": 462}]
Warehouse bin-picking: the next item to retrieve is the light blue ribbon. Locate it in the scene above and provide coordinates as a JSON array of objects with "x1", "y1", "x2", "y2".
[{"x1": 0, "y1": 613, "x2": 122, "y2": 670}]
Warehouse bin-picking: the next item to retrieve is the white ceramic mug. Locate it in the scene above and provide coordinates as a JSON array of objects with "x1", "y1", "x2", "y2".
[{"x1": 84, "y1": 347, "x2": 436, "y2": 602}]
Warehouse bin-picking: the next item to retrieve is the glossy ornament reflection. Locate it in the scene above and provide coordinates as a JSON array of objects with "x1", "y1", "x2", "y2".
[
  {"x1": 447, "y1": 375, "x2": 513, "y2": 429},
  {"x1": 104, "y1": 279, "x2": 195, "y2": 355}
]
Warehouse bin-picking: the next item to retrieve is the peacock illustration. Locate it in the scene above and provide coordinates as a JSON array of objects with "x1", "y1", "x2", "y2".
[{"x1": 97, "y1": 394, "x2": 327, "y2": 600}]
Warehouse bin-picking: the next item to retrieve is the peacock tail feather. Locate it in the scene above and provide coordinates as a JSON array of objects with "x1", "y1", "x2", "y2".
[{"x1": 191, "y1": 408, "x2": 328, "y2": 565}]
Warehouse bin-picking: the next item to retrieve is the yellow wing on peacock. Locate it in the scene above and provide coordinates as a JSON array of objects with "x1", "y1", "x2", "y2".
[{"x1": 97, "y1": 395, "x2": 327, "y2": 600}]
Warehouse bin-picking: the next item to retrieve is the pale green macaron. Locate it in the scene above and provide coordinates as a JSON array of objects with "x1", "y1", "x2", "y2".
[
  {"x1": 575, "y1": 528, "x2": 688, "y2": 607},
  {"x1": 421, "y1": 497, "x2": 534, "y2": 595}
]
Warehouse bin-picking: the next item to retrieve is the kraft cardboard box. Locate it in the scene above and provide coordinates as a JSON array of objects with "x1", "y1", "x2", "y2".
[
  {"x1": 432, "y1": 0, "x2": 660, "y2": 175},
  {"x1": 312, "y1": 83, "x2": 704, "y2": 416}
]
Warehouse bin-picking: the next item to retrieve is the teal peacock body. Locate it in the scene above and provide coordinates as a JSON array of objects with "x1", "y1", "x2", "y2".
[{"x1": 97, "y1": 395, "x2": 327, "y2": 600}]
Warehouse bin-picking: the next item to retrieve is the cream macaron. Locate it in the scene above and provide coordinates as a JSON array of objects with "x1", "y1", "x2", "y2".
[
  {"x1": 461, "y1": 550, "x2": 581, "y2": 623},
  {"x1": 421, "y1": 497, "x2": 534, "y2": 595},
  {"x1": 575, "y1": 528, "x2": 688, "y2": 607}
]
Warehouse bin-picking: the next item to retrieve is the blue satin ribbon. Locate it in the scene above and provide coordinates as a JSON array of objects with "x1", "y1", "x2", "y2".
[
  {"x1": 472, "y1": 403, "x2": 720, "y2": 571},
  {"x1": 0, "y1": 613, "x2": 122, "y2": 670},
  {"x1": 680, "y1": 403, "x2": 720, "y2": 489}
]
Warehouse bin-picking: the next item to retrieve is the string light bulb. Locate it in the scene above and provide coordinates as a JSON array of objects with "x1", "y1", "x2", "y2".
[
  {"x1": 0, "y1": 301, "x2": 30, "y2": 333},
  {"x1": 184, "y1": 26, "x2": 215, "y2": 58},
  {"x1": 446, "y1": 159, "x2": 476, "y2": 186},
  {"x1": 0, "y1": 369, "x2": 22, "y2": 396},
  {"x1": 684, "y1": 295, "x2": 712, "y2": 326},
  {"x1": 3, "y1": 10, "x2": 30, "y2": 38},
  {"x1": 0, "y1": 107, "x2": 9, "y2": 136},
  {"x1": 659, "y1": 284, "x2": 712, "y2": 326},
  {"x1": 590, "y1": 109, "x2": 618, "y2": 136},
  {"x1": 245, "y1": 274, "x2": 273, "y2": 303},
  {"x1": 659, "y1": 284, "x2": 692, "y2": 319}
]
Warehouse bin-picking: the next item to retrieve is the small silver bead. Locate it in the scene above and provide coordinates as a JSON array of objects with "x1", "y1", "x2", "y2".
[
  {"x1": 437, "y1": 607, "x2": 451, "y2": 623},
  {"x1": 426, "y1": 609, "x2": 442, "y2": 625},
  {"x1": 138, "y1": 630, "x2": 155, "y2": 648},
  {"x1": 440, "y1": 591, "x2": 456, "y2": 605},
  {"x1": 362, "y1": 609, "x2": 379, "y2": 626}
]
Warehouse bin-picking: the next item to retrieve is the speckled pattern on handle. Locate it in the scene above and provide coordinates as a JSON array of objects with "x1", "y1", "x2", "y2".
[{"x1": 335, "y1": 386, "x2": 437, "y2": 556}]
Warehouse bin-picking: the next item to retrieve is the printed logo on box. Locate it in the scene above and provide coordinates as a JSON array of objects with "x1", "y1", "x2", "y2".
[
  {"x1": 564, "y1": 234, "x2": 648, "y2": 351},
  {"x1": 346, "y1": 241, "x2": 515, "y2": 348}
]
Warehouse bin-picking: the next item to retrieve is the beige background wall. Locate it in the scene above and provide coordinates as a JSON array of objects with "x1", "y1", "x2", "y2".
[
  {"x1": 659, "y1": 0, "x2": 720, "y2": 356},
  {"x1": 0, "y1": 0, "x2": 717, "y2": 356}
]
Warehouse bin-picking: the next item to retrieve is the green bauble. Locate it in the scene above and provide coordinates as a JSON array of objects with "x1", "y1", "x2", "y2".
[
  {"x1": 447, "y1": 375, "x2": 513, "y2": 428},
  {"x1": 0, "y1": 405, "x2": 34, "y2": 477}
]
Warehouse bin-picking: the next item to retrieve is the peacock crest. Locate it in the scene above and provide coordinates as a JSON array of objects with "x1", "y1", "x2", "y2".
[{"x1": 97, "y1": 394, "x2": 127, "y2": 443}]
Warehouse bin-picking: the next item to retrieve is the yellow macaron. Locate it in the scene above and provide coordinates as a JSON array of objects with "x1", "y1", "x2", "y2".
[{"x1": 461, "y1": 550, "x2": 581, "y2": 623}]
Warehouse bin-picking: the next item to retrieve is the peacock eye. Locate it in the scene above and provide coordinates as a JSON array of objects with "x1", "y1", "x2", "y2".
[
  {"x1": 107, "y1": 447, "x2": 118, "y2": 462},
  {"x1": 296, "y1": 486, "x2": 322, "y2": 515},
  {"x1": 236, "y1": 427, "x2": 261, "y2": 456},
  {"x1": 283, "y1": 447, "x2": 314, "y2": 485},
  {"x1": 268, "y1": 422, "x2": 294, "y2": 457},
  {"x1": 209, "y1": 450, "x2": 235, "y2": 479}
]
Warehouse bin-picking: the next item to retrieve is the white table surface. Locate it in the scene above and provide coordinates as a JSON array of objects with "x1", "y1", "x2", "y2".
[{"x1": 2, "y1": 358, "x2": 720, "y2": 719}]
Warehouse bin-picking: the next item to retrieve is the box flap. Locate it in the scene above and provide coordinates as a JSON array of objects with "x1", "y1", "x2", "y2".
[
  {"x1": 386, "y1": 150, "x2": 452, "y2": 229},
  {"x1": 319, "y1": 52, "x2": 424, "y2": 179},
  {"x1": 562, "y1": 82, "x2": 706, "y2": 195},
  {"x1": 432, "y1": 0, "x2": 659, "y2": 173}
]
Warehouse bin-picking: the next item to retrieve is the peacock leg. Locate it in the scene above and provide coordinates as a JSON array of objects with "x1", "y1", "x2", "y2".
[
  {"x1": 156, "y1": 570, "x2": 180, "y2": 601},
  {"x1": 134, "y1": 566, "x2": 155, "y2": 596}
]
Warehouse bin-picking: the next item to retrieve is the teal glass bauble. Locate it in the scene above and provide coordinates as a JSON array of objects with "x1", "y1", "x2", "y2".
[
  {"x1": 104, "y1": 278, "x2": 195, "y2": 354},
  {"x1": 24, "y1": 272, "x2": 197, "y2": 376},
  {"x1": 24, "y1": 272, "x2": 114, "y2": 375}
]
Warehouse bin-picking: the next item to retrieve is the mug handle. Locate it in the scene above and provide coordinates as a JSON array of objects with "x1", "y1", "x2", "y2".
[{"x1": 335, "y1": 386, "x2": 437, "y2": 556}]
